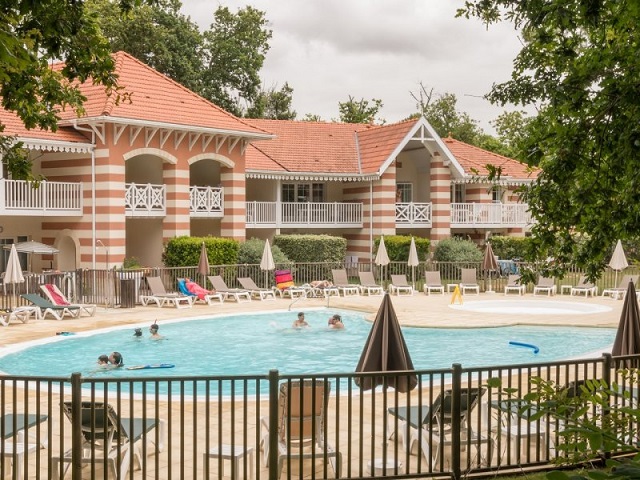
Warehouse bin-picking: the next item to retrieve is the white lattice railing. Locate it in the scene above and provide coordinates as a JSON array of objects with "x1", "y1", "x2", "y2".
[
  {"x1": 0, "y1": 179, "x2": 82, "y2": 214},
  {"x1": 190, "y1": 186, "x2": 223, "y2": 216},
  {"x1": 246, "y1": 201, "x2": 363, "y2": 227},
  {"x1": 450, "y1": 202, "x2": 533, "y2": 226},
  {"x1": 395, "y1": 202, "x2": 432, "y2": 225},
  {"x1": 125, "y1": 183, "x2": 166, "y2": 216}
]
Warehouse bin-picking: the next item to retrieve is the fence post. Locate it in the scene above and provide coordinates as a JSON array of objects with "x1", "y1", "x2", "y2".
[
  {"x1": 268, "y1": 369, "x2": 280, "y2": 480},
  {"x1": 70, "y1": 372, "x2": 83, "y2": 480},
  {"x1": 451, "y1": 363, "x2": 462, "y2": 480},
  {"x1": 602, "y1": 353, "x2": 612, "y2": 388}
]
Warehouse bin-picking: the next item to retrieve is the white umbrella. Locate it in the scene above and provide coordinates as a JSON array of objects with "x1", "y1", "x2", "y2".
[
  {"x1": 375, "y1": 236, "x2": 390, "y2": 285},
  {"x1": 4, "y1": 240, "x2": 59, "y2": 272},
  {"x1": 4, "y1": 244, "x2": 25, "y2": 308},
  {"x1": 260, "y1": 239, "x2": 276, "y2": 288},
  {"x1": 609, "y1": 240, "x2": 629, "y2": 287},
  {"x1": 408, "y1": 237, "x2": 419, "y2": 288}
]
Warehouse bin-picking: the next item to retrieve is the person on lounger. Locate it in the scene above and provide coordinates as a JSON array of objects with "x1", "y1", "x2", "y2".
[
  {"x1": 328, "y1": 314, "x2": 344, "y2": 329},
  {"x1": 185, "y1": 278, "x2": 215, "y2": 301},
  {"x1": 292, "y1": 312, "x2": 310, "y2": 329}
]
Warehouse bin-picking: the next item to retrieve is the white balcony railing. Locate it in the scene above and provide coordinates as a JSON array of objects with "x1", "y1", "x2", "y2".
[
  {"x1": 450, "y1": 202, "x2": 533, "y2": 227},
  {"x1": 246, "y1": 201, "x2": 362, "y2": 228},
  {"x1": 395, "y1": 202, "x2": 432, "y2": 226},
  {"x1": 125, "y1": 183, "x2": 166, "y2": 217},
  {"x1": 190, "y1": 186, "x2": 223, "y2": 217},
  {"x1": 0, "y1": 179, "x2": 83, "y2": 215}
]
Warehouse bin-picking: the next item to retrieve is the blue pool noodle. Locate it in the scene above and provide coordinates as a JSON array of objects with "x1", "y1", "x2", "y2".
[{"x1": 509, "y1": 341, "x2": 540, "y2": 354}]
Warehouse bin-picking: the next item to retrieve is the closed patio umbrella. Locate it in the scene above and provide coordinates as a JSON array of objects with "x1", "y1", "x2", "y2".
[
  {"x1": 483, "y1": 242, "x2": 499, "y2": 293},
  {"x1": 260, "y1": 239, "x2": 276, "y2": 288},
  {"x1": 355, "y1": 293, "x2": 417, "y2": 392},
  {"x1": 407, "y1": 237, "x2": 419, "y2": 288},
  {"x1": 609, "y1": 240, "x2": 629, "y2": 287},
  {"x1": 612, "y1": 281, "x2": 640, "y2": 364},
  {"x1": 4, "y1": 244, "x2": 25, "y2": 308},
  {"x1": 375, "y1": 236, "x2": 390, "y2": 285},
  {"x1": 197, "y1": 242, "x2": 210, "y2": 280}
]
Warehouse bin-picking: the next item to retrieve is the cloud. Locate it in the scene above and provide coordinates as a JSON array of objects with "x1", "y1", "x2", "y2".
[{"x1": 182, "y1": 0, "x2": 526, "y2": 132}]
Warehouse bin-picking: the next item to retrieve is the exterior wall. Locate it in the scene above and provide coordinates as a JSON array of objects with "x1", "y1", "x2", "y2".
[{"x1": 429, "y1": 152, "x2": 451, "y2": 244}]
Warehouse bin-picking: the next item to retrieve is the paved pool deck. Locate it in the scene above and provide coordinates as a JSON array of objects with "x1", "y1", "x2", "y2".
[{"x1": 0, "y1": 290, "x2": 622, "y2": 348}]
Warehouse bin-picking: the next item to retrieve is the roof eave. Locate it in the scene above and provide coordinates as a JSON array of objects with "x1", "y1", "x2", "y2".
[
  {"x1": 15, "y1": 137, "x2": 94, "y2": 153},
  {"x1": 246, "y1": 170, "x2": 379, "y2": 181}
]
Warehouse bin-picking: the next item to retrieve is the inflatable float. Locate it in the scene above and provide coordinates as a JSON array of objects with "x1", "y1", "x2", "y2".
[
  {"x1": 508, "y1": 341, "x2": 540, "y2": 354},
  {"x1": 126, "y1": 363, "x2": 175, "y2": 371}
]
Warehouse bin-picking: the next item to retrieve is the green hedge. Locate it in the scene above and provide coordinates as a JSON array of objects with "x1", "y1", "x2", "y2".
[
  {"x1": 238, "y1": 238, "x2": 290, "y2": 265},
  {"x1": 273, "y1": 234, "x2": 346, "y2": 263},
  {"x1": 488, "y1": 235, "x2": 531, "y2": 260},
  {"x1": 162, "y1": 236, "x2": 239, "y2": 267},
  {"x1": 433, "y1": 238, "x2": 482, "y2": 263},
  {"x1": 373, "y1": 235, "x2": 430, "y2": 262}
]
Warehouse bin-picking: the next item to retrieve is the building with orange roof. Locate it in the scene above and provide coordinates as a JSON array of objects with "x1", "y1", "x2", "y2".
[{"x1": 0, "y1": 52, "x2": 535, "y2": 271}]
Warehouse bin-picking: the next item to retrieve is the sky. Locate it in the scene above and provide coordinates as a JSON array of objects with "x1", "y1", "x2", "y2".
[{"x1": 180, "y1": 1, "x2": 524, "y2": 134}]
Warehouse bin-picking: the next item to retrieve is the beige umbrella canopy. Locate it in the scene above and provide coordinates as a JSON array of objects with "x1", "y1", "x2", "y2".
[
  {"x1": 375, "y1": 236, "x2": 390, "y2": 284},
  {"x1": 355, "y1": 293, "x2": 417, "y2": 393},
  {"x1": 612, "y1": 281, "x2": 640, "y2": 366},
  {"x1": 260, "y1": 239, "x2": 276, "y2": 288},
  {"x1": 408, "y1": 237, "x2": 419, "y2": 287},
  {"x1": 4, "y1": 244, "x2": 25, "y2": 308},
  {"x1": 608, "y1": 240, "x2": 629, "y2": 286},
  {"x1": 4, "y1": 241, "x2": 59, "y2": 272},
  {"x1": 197, "y1": 242, "x2": 210, "y2": 277},
  {"x1": 482, "y1": 242, "x2": 499, "y2": 292}
]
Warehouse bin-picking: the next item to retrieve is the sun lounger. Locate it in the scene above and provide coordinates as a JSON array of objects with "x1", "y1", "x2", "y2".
[
  {"x1": 273, "y1": 270, "x2": 307, "y2": 299},
  {"x1": 207, "y1": 276, "x2": 252, "y2": 302},
  {"x1": 504, "y1": 274, "x2": 526, "y2": 295},
  {"x1": 177, "y1": 278, "x2": 226, "y2": 304},
  {"x1": 331, "y1": 269, "x2": 360, "y2": 296},
  {"x1": 389, "y1": 275, "x2": 413, "y2": 295},
  {"x1": 0, "y1": 305, "x2": 41, "y2": 326},
  {"x1": 357, "y1": 271, "x2": 384, "y2": 296},
  {"x1": 21, "y1": 294, "x2": 81, "y2": 320},
  {"x1": 423, "y1": 271, "x2": 445, "y2": 295},
  {"x1": 571, "y1": 276, "x2": 597, "y2": 297},
  {"x1": 40, "y1": 283, "x2": 97, "y2": 317},
  {"x1": 533, "y1": 276, "x2": 557, "y2": 296},
  {"x1": 459, "y1": 268, "x2": 480, "y2": 295},
  {"x1": 602, "y1": 275, "x2": 639, "y2": 299},
  {"x1": 0, "y1": 413, "x2": 48, "y2": 479},
  {"x1": 238, "y1": 277, "x2": 276, "y2": 301},
  {"x1": 140, "y1": 276, "x2": 194, "y2": 308}
]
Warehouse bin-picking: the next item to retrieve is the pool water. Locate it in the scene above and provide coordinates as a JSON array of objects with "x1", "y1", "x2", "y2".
[{"x1": 0, "y1": 309, "x2": 616, "y2": 379}]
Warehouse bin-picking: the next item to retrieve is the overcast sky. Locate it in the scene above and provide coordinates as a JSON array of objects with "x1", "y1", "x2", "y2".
[{"x1": 180, "y1": 1, "x2": 523, "y2": 134}]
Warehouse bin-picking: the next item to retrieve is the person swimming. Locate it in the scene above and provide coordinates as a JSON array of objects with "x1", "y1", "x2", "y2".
[
  {"x1": 108, "y1": 351, "x2": 124, "y2": 367},
  {"x1": 97, "y1": 354, "x2": 109, "y2": 366},
  {"x1": 328, "y1": 314, "x2": 344, "y2": 329},
  {"x1": 133, "y1": 328, "x2": 143, "y2": 338},
  {"x1": 292, "y1": 312, "x2": 310, "y2": 329},
  {"x1": 149, "y1": 322, "x2": 164, "y2": 340}
]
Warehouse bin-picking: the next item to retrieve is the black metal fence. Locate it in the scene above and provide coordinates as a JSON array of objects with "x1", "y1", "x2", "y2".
[
  {"x1": 1, "y1": 353, "x2": 637, "y2": 479},
  {"x1": 4, "y1": 261, "x2": 634, "y2": 310}
]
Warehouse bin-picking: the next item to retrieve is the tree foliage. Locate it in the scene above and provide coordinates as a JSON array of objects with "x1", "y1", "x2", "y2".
[
  {"x1": 458, "y1": 0, "x2": 640, "y2": 281},
  {"x1": 245, "y1": 82, "x2": 296, "y2": 120},
  {"x1": 337, "y1": 96, "x2": 384, "y2": 124}
]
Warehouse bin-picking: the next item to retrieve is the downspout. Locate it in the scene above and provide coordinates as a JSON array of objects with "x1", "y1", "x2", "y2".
[
  {"x1": 369, "y1": 180, "x2": 373, "y2": 262},
  {"x1": 70, "y1": 123, "x2": 97, "y2": 268}
]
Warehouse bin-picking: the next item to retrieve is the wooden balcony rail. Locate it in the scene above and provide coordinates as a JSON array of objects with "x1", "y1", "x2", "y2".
[
  {"x1": 125, "y1": 182, "x2": 166, "y2": 216},
  {"x1": 246, "y1": 201, "x2": 363, "y2": 228},
  {"x1": 395, "y1": 202, "x2": 432, "y2": 225},
  {"x1": 190, "y1": 185, "x2": 223, "y2": 217},
  {"x1": 450, "y1": 202, "x2": 533, "y2": 227},
  {"x1": 0, "y1": 179, "x2": 82, "y2": 214}
]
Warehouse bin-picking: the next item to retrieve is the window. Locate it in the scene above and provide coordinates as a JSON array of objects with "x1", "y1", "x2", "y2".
[
  {"x1": 396, "y1": 183, "x2": 412, "y2": 203},
  {"x1": 492, "y1": 186, "x2": 504, "y2": 203},
  {"x1": 282, "y1": 183, "x2": 325, "y2": 202},
  {"x1": 451, "y1": 184, "x2": 465, "y2": 203}
]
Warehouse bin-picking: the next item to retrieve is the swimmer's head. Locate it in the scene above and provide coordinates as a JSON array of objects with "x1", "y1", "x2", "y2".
[
  {"x1": 150, "y1": 322, "x2": 159, "y2": 333},
  {"x1": 133, "y1": 328, "x2": 143, "y2": 337}
]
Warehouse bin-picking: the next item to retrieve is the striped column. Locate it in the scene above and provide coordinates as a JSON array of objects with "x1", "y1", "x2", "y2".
[
  {"x1": 429, "y1": 152, "x2": 451, "y2": 243},
  {"x1": 162, "y1": 160, "x2": 190, "y2": 241},
  {"x1": 220, "y1": 170, "x2": 246, "y2": 240}
]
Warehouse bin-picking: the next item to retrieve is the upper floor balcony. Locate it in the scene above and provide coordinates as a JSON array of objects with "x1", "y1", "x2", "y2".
[
  {"x1": 246, "y1": 201, "x2": 363, "y2": 228},
  {"x1": 125, "y1": 184, "x2": 224, "y2": 218},
  {"x1": 450, "y1": 202, "x2": 533, "y2": 228},
  {"x1": 395, "y1": 202, "x2": 432, "y2": 227},
  {"x1": 0, "y1": 179, "x2": 83, "y2": 216}
]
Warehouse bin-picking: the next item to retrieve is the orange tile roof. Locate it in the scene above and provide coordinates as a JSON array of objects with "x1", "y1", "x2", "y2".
[
  {"x1": 357, "y1": 119, "x2": 418, "y2": 174},
  {"x1": 0, "y1": 108, "x2": 88, "y2": 142},
  {"x1": 442, "y1": 136, "x2": 538, "y2": 180},
  {"x1": 59, "y1": 52, "x2": 269, "y2": 136}
]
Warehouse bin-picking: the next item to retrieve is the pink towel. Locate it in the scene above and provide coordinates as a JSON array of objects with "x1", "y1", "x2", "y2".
[
  {"x1": 45, "y1": 284, "x2": 70, "y2": 305},
  {"x1": 185, "y1": 280, "x2": 212, "y2": 301}
]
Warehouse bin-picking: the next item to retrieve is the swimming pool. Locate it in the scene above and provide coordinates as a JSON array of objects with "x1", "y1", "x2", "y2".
[{"x1": 0, "y1": 309, "x2": 616, "y2": 380}]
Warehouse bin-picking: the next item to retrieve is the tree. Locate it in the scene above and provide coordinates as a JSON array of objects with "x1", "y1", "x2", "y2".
[
  {"x1": 457, "y1": 1, "x2": 640, "y2": 281},
  {"x1": 88, "y1": 0, "x2": 204, "y2": 94},
  {"x1": 411, "y1": 84, "x2": 482, "y2": 144},
  {"x1": 489, "y1": 110, "x2": 531, "y2": 161},
  {"x1": 245, "y1": 82, "x2": 296, "y2": 120},
  {"x1": 301, "y1": 113, "x2": 323, "y2": 122},
  {"x1": 337, "y1": 96, "x2": 384, "y2": 124},
  {"x1": 200, "y1": 6, "x2": 272, "y2": 117}
]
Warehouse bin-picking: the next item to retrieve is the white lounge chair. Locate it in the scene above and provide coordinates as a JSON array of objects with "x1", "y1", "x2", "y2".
[
  {"x1": 504, "y1": 274, "x2": 526, "y2": 296},
  {"x1": 389, "y1": 275, "x2": 413, "y2": 296},
  {"x1": 423, "y1": 271, "x2": 445, "y2": 295},
  {"x1": 140, "y1": 276, "x2": 194, "y2": 308},
  {"x1": 40, "y1": 283, "x2": 97, "y2": 317},
  {"x1": 207, "y1": 276, "x2": 252, "y2": 303},
  {"x1": 571, "y1": 276, "x2": 597, "y2": 297},
  {"x1": 602, "y1": 275, "x2": 638, "y2": 299},
  {"x1": 331, "y1": 269, "x2": 360, "y2": 296},
  {"x1": 459, "y1": 268, "x2": 480, "y2": 295},
  {"x1": 238, "y1": 277, "x2": 276, "y2": 301},
  {"x1": 357, "y1": 271, "x2": 384, "y2": 296},
  {"x1": 533, "y1": 276, "x2": 557, "y2": 296}
]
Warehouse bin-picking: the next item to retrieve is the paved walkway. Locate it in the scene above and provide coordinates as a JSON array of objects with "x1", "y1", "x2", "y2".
[{"x1": 1, "y1": 290, "x2": 622, "y2": 348}]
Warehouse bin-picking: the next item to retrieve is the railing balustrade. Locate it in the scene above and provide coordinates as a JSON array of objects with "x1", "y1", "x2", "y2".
[
  {"x1": 451, "y1": 203, "x2": 533, "y2": 226},
  {"x1": 125, "y1": 182, "x2": 166, "y2": 216},
  {"x1": 190, "y1": 185, "x2": 223, "y2": 216},
  {"x1": 0, "y1": 179, "x2": 82, "y2": 214},
  {"x1": 246, "y1": 202, "x2": 363, "y2": 227},
  {"x1": 395, "y1": 202, "x2": 432, "y2": 225},
  {"x1": 0, "y1": 353, "x2": 633, "y2": 479}
]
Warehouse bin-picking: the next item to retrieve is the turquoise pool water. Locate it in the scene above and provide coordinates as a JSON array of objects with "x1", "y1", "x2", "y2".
[{"x1": 0, "y1": 309, "x2": 615, "y2": 380}]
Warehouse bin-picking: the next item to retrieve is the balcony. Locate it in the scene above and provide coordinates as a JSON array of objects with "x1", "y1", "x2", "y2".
[
  {"x1": 190, "y1": 186, "x2": 224, "y2": 218},
  {"x1": 395, "y1": 202, "x2": 432, "y2": 227},
  {"x1": 246, "y1": 201, "x2": 363, "y2": 228},
  {"x1": 0, "y1": 179, "x2": 83, "y2": 216},
  {"x1": 125, "y1": 183, "x2": 166, "y2": 217},
  {"x1": 450, "y1": 202, "x2": 533, "y2": 228}
]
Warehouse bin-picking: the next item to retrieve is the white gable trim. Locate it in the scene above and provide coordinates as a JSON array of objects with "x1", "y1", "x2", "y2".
[{"x1": 16, "y1": 137, "x2": 94, "y2": 153}]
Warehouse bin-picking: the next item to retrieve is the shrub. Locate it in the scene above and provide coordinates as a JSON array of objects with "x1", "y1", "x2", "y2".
[
  {"x1": 489, "y1": 235, "x2": 531, "y2": 260},
  {"x1": 433, "y1": 238, "x2": 483, "y2": 263},
  {"x1": 238, "y1": 238, "x2": 291, "y2": 265},
  {"x1": 373, "y1": 235, "x2": 430, "y2": 262},
  {"x1": 273, "y1": 234, "x2": 346, "y2": 263},
  {"x1": 162, "y1": 236, "x2": 239, "y2": 267}
]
